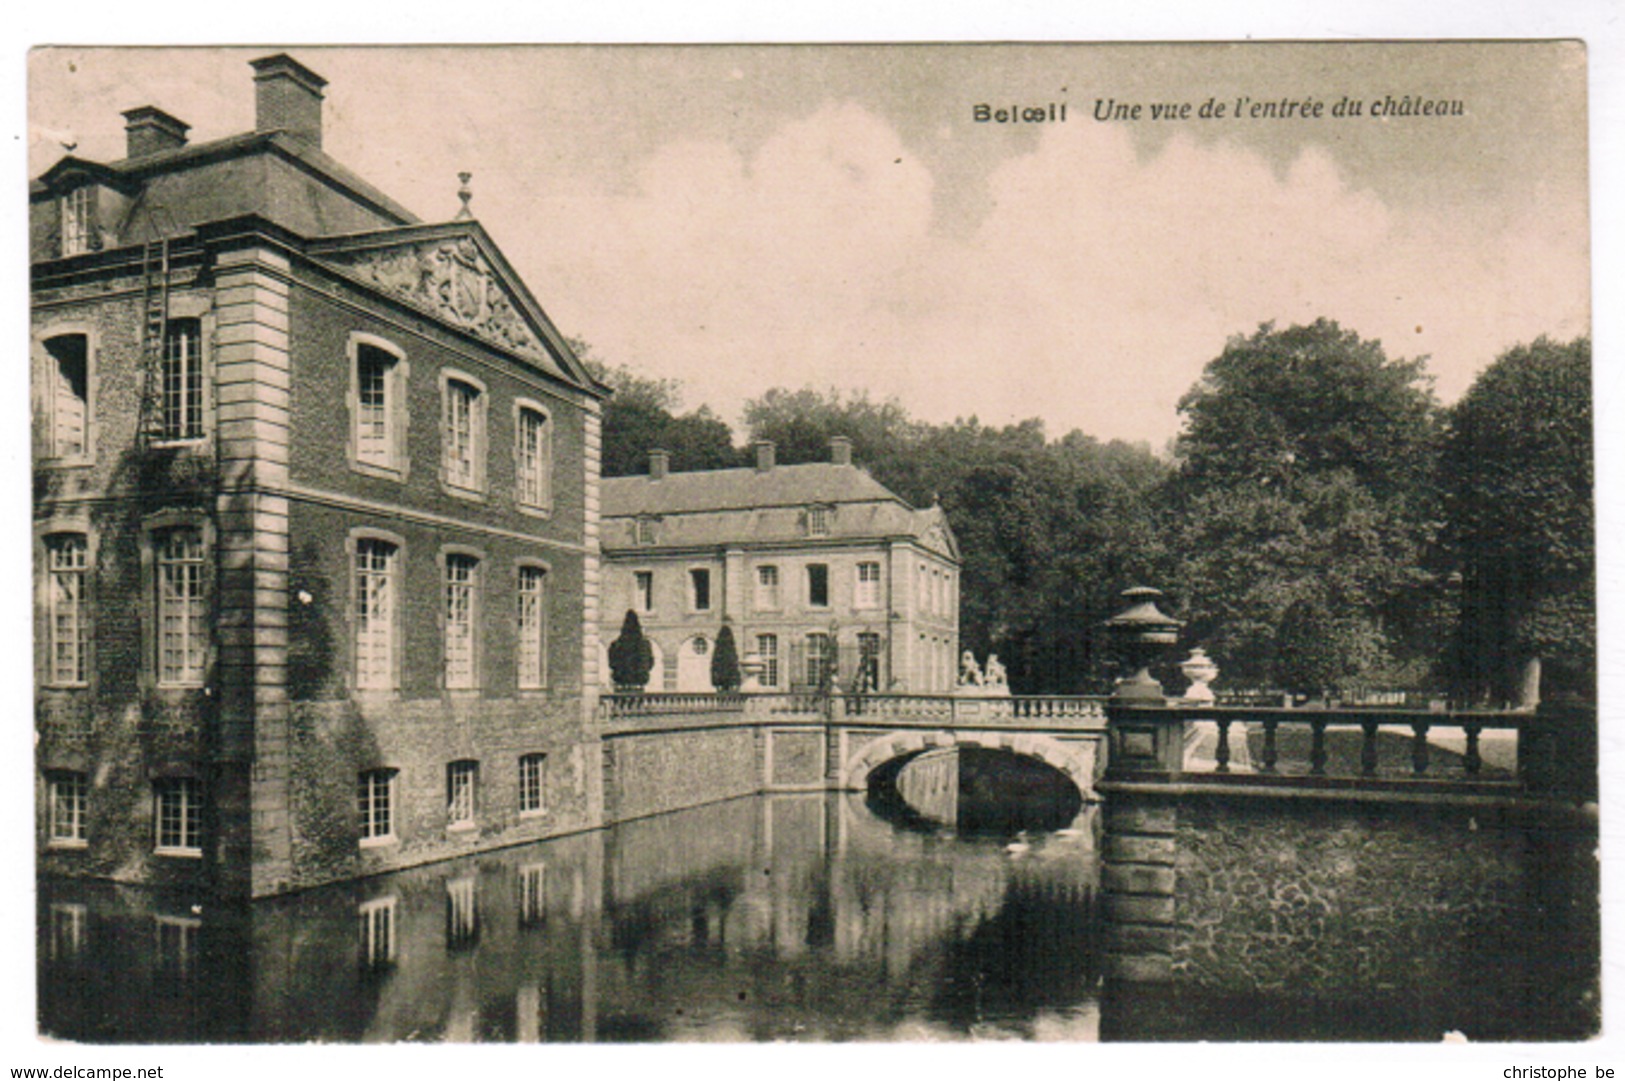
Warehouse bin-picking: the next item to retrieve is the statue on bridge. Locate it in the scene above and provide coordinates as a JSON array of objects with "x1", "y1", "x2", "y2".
[
  {"x1": 955, "y1": 650, "x2": 1011, "y2": 699},
  {"x1": 959, "y1": 650, "x2": 984, "y2": 688}
]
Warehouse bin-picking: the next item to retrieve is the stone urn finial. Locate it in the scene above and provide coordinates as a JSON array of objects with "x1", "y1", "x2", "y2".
[
  {"x1": 1104, "y1": 586, "x2": 1183, "y2": 702},
  {"x1": 739, "y1": 651, "x2": 765, "y2": 693},
  {"x1": 1179, "y1": 647, "x2": 1219, "y2": 704}
]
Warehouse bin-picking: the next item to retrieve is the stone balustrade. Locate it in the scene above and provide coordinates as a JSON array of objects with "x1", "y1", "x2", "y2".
[
  {"x1": 596, "y1": 690, "x2": 1111, "y2": 730},
  {"x1": 1106, "y1": 703, "x2": 1534, "y2": 787}
]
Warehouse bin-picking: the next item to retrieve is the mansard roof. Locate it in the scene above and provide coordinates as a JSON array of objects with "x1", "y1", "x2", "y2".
[
  {"x1": 601, "y1": 463, "x2": 959, "y2": 560},
  {"x1": 31, "y1": 129, "x2": 419, "y2": 227},
  {"x1": 604, "y1": 462, "x2": 898, "y2": 516}
]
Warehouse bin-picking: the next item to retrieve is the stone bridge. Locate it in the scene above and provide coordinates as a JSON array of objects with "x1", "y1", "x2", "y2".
[{"x1": 595, "y1": 691, "x2": 1108, "y2": 823}]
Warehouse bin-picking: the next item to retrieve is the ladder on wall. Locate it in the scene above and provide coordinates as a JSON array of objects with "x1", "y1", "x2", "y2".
[
  {"x1": 137, "y1": 236, "x2": 171, "y2": 443},
  {"x1": 134, "y1": 200, "x2": 180, "y2": 445}
]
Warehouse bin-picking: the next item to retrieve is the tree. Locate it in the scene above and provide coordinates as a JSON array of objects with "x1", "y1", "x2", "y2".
[
  {"x1": 607, "y1": 609, "x2": 654, "y2": 691},
  {"x1": 1175, "y1": 319, "x2": 1437, "y2": 505},
  {"x1": 710, "y1": 622, "x2": 741, "y2": 693},
  {"x1": 743, "y1": 387, "x2": 914, "y2": 471},
  {"x1": 737, "y1": 387, "x2": 1169, "y2": 694},
  {"x1": 576, "y1": 341, "x2": 739, "y2": 477},
  {"x1": 1442, "y1": 336, "x2": 1593, "y2": 704},
  {"x1": 1164, "y1": 320, "x2": 1443, "y2": 691}
]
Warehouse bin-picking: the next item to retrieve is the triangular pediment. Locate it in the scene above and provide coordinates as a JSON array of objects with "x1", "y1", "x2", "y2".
[
  {"x1": 917, "y1": 509, "x2": 960, "y2": 562},
  {"x1": 33, "y1": 156, "x2": 136, "y2": 197},
  {"x1": 310, "y1": 224, "x2": 595, "y2": 389}
]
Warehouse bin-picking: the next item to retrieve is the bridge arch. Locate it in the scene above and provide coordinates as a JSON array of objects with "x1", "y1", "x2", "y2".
[{"x1": 840, "y1": 728, "x2": 1101, "y2": 802}]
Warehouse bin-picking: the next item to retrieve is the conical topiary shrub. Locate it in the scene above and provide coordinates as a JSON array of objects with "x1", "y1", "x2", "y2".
[
  {"x1": 608, "y1": 609, "x2": 654, "y2": 692},
  {"x1": 711, "y1": 622, "x2": 741, "y2": 693}
]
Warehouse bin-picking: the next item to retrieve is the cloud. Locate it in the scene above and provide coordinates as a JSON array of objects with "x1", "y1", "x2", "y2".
[{"x1": 511, "y1": 103, "x2": 1587, "y2": 446}]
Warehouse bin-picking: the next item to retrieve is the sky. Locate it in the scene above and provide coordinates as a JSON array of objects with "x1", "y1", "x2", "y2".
[
  {"x1": 8, "y1": 6, "x2": 1625, "y2": 1077},
  {"x1": 26, "y1": 41, "x2": 1590, "y2": 450}
]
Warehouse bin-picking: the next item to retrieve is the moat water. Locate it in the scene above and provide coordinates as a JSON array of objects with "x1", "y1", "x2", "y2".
[{"x1": 37, "y1": 788, "x2": 1597, "y2": 1043}]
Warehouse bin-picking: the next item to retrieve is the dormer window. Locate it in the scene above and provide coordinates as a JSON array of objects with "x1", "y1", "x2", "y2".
[
  {"x1": 60, "y1": 186, "x2": 95, "y2": 257},
  {"x1": 635, "y1": 517, "x2": 657, "y2": 546},
  {"x1": 808, "y1": 505, "x2": 830, "y2": 537}
]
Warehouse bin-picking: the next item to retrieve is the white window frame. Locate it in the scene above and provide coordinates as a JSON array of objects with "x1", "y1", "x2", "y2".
[
  {"x1": 353, "y1": 534, "x2": 401, "y2": 693},
  {"x1": 513, "y1": 399, "x2": 553, "y2": 515},
  {"x1": 44, "y1": 533, "x2": 90, "y2": 687},
  {"x1": 635, "y1": 517, "x2": 657, "y2": 546},
  {"x1": 442, "y1": 549, "x2": 482, "y2": 691},
  {"x1": 153, "y1": 777, "x2": 202, "y2": 856},
  {"x1": 48, "y1": 771, "x2": 89, "y2": 847},
  {"x1": 447, "y1": 760, "x2": 479, "y2": 829},
  {"x1": 440, "y1": 371, "x2": 487, "y2": 497},
  {"x1": 154, "y1": 525, "x2": 207, "y2": 688},
  {"x1": 348, "y1": 335, "x2": 409, "y2": 480},
  {"x1": 60, "y1": 186, "x2": 95, "y2": 257},
  {"x1": 516, "y1": 563, "x2": 548, "y2": 691},
  {"x1": 357, "y1": 768, "x2": 396, "y2": 847},
  {"x1": 855, "y1": 561, "x2": 881, "y2": 609},
  {"x1": 804, "y1": 632, "x2": 830, "y2": 687},
  {"x1": 807, "y1": 505, "x2": 830, "y2": 537},
  {"x1": 518, "y1": 753, "x2": 546, "y2": 817},
  {"x1": 755, "y1": 565, "x2": 780, "y2": 611},
  {"x1": 157, "y1": 318, "x2": 206, "y2": 444},
  {"x1": 756, "y1": 633, "x2": 779, "y2": 689}
]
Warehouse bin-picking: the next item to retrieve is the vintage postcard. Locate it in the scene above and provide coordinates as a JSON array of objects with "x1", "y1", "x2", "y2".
[{"x1": 23, "y1": 40, "x2": 1596, "y2": 1055}]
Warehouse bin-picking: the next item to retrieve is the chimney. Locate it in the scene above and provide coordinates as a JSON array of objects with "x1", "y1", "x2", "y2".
[
  {"x1": 649, "y1": 449, "x2": 670, "y2": 480},
  {"x1": 829, "y1": 436, "x2": 853, "y2": 466},
  {"x1": 121, "y1": 106, "x2": 189, "y2": 159},
  {"x1": 754, "y1": 440, "x2": 776, "y2": 472},
  {"x1": 251, "y1": 53, "x2": 327, "y2": 150}
]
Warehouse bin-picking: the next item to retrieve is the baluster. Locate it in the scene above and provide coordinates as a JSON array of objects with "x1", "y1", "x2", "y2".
[
  {"x1": 1360, "y1": 720, "x2": 1379, "y2": 776},
  {"x1": 1261, "y1": 718, "x2": 1278, "y2": 773},
  {"x1": 1464, "y1": 723, "x2": 1482, "y2": 776},
  {"x1": 1310, "y1": 719, "x2": 1327, "y2": 776},
  {"x1": 1411, "y1": 722, "x2": 1430, "y2": 775},
  {"x1": 1214, "y1": 718, "x2": 1231, "y2": 773}
]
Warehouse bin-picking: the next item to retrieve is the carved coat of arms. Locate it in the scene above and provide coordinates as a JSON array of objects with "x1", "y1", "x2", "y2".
[{"x1": 324, "y1": 236, "x2": 555, "y2": 370}]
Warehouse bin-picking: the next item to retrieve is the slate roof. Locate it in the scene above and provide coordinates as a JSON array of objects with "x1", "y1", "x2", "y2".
[
  {"x1": 601, "y1": 464, "x2": 958, "y2": 559},
  {"x1": 602, "y1": 462, "x2": 900, "y2": 517},
  {"x1": 32, "y1": 130, "x2": 420, "y2": 226}
]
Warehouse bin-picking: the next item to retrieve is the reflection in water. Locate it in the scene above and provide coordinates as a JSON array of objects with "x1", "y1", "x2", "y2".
[
  {"x1": 38, "y1": 793, "x2": 1103, "y2": 1043},
  {"x1": 37, "y1": 790, "x2": 1596, "y2": 1043}
]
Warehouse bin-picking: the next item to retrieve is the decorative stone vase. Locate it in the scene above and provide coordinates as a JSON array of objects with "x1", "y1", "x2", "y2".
[
  {"x1": 1104, "y1": 586, "x2": 1183, "y2": 702},
  {"x1": 1179, "y1": 647, "x2": 1219, "y2": 704},
  {"x1": 739, "y1": 652, "x2": 765, "y2": 693}
]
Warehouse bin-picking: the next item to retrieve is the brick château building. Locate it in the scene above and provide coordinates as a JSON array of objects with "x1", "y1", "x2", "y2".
[
  {"x1": 31, "y1": 55, "x2": 608, "y2": 897},
  {"x1": 600, "y1": 439, "x2": 961, "y2": 694}
]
